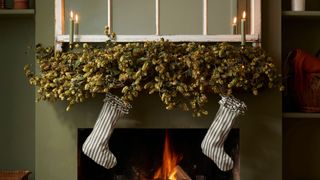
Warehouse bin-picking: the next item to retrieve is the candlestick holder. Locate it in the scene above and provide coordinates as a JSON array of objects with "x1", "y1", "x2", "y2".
[{"x1": 69, "y1": 43, "x2": 73, "y2": 50}]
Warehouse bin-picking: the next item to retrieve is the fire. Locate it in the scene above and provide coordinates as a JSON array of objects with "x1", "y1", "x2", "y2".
[{"x1": 153, "y1": 130, "x2": 182, "y2": 180}]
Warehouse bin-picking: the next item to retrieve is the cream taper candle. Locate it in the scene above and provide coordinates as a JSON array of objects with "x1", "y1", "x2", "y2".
[
  {"x1": 241, "y1": 11, "x2": 246, "y2": 46},
  {"x1": 232, "y1": 17, "x2": 237, "y2": 35},
  {"x1": 69, "y1": 11, "x2": 74, "y2": 45},
  {"x1": 75, "y1": 14, "x2": 79, "y2": 35}
]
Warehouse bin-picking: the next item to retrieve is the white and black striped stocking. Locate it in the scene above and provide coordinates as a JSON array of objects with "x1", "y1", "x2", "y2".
[
  {"x1": 82, "y1": 93, "x2": 131, "y2": 169},
  {"x1": 201, "y1": 95, "x2": 246, "y2": 171}
]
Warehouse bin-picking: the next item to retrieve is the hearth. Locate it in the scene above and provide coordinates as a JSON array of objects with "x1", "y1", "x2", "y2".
[{"x1": 78, "y1": 128, "x2": 239, "y2": 180}]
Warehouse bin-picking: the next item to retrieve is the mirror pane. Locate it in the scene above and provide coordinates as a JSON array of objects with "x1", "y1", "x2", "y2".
[
  {"x1": 208, "y1": 0, "x2": 237, "y2": 35},
  {"x1": 113, "y1": 0, "x2": 155, "y2": 35},
  {"x1": 65, "y1": 0, "x2": 108, "y2": 35},
  {"x1": 160, "y1": 0, "x2": 202, "y2": 35}
]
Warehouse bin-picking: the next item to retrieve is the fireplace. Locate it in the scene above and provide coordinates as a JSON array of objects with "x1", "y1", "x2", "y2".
[{"x1": 78, "y1": 128, "x2": 239, "y2": 180}]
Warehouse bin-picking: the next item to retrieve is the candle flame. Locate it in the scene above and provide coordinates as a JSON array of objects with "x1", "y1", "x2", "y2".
[
  {"x1": 233, "y1": 17, "x2": 237, "y2": 24},
  {"x1": 75, "y1": 14, "x2": 79, "y2": 23},
  {"x1": 242, "y1": 11, "x2": 246, "y2": 19},
  {"x1": 70, "y1": 11, "x2": 74, "y2": 19}
]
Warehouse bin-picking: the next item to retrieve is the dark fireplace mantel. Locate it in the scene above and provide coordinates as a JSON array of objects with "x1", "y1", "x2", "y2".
[{"x1": 78, "y1": 128, "x2": 239, "y2": 180}]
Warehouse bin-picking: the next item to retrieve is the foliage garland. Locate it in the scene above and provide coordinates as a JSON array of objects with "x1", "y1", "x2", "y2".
[{"x1": 24, "y1": 38, "x2": 283, "y2": 117}]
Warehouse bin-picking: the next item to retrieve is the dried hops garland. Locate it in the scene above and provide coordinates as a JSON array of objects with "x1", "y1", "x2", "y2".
[{"x1": 24, "y1": 40, "x2": 283, "y2": 116}]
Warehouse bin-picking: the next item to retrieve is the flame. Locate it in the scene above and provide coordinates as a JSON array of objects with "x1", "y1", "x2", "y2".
[
  {"x1": 70, "y1": 11, "x2": 74, "y2": 19},
  {"x1": 153, "y1": 130, "x2": 182, "y2": 180},
  {"x1": 233, "y1": 17, "x2": 237, "y2": 24},
  {"x1": 242, "y1": 11, "x2": 246, "y2": 19},
  {"x1": 75, "y1": 14, "x2": 79, "y2": 23}
]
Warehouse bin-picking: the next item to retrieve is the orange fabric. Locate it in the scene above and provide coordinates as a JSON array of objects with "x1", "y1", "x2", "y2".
[{"x1": 293, "y1": 49, "x2": 320, "y2": 95}]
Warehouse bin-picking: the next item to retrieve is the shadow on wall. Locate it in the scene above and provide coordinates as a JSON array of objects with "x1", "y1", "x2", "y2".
[
  {"x1": 52, "y1": 94, "x2": 104, "y2": 140},
  {"x1": 52, "y1": 93, "x2": 222, "y2": 133},
  {"x1": 239, "y1": 89, "x2": 282, "y2": 179},
  {"x1": 50, "y1": 90, "x2": 280, "y2": 142}
]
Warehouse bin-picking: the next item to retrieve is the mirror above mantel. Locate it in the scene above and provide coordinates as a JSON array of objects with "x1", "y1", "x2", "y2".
[{"x1": 55, "y1": 0, "x2": 260, "y2": 44}]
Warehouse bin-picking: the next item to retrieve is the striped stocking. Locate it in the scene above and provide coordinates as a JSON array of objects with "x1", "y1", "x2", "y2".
[
  {"x1": 82, "y1": 93, "x2": 131, "y2": 169},
  {"x1": 201, "y1": 95, "x2": 246, "y2": 171}
]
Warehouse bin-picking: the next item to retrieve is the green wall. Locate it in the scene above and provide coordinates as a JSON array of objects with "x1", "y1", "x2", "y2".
[
  {"x1": 0, "y1": 16, "x2": 35, "y2": 180},
  {"x1": 35, "y1": 0, "x2": 282, "y2": 179}
]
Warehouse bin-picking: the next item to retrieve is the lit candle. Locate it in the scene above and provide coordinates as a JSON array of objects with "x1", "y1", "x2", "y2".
[
  {"x1": 75, "y1": 14, "x2": 79, "y2": 36},
  {"x1": 69, "y1": 11, "x2": 74, "y2": 45},
  {"x1": 156, "y1": 0, "x2": 160, "y2": 35},
  {"x1": 232, "y1": 16, "x2": 237, "y2": 35},
  {"x1": 241, "y1": 11, "x2": 246, "y2": 46}
]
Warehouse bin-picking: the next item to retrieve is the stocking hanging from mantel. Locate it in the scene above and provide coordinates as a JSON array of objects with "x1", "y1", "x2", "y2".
[
  {"x1": 82, "y1": 93, "x2": 246, "y2": 171},
  {"x1": 82, "y1": 93, "x2": 131, "y2": 169},
  {"x1": 201, "y1": 95, "x2": 246, "y2": 171}
]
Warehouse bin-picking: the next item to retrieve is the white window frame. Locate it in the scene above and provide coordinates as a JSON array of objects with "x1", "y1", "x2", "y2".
[{"x1": 55, "y1": 0, "x2": 261, "y2": 48}]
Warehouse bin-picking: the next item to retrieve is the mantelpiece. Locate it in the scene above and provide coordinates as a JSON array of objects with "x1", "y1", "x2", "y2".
[
  {"x1": 54, "y1": 0, "x2": 261, "y2": 49},
  {"x1": 23, "y1": 0, "x2": 284, "y2": 120},
  {"x1": 32, "y1": 1, "x2": 284, "y2": 180}
]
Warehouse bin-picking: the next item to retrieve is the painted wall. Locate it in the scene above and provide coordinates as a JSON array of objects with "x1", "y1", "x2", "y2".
[
  {"x1": 35, "y1": 0, "x2": 282, "y2": 179},
  {"x1": 0, "y1": 16, "x2": 35, "y2": 180}
]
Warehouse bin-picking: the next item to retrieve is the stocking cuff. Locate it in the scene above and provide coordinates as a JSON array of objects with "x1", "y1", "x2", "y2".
[
  {"x1": 219, "y1": 95, "x2": 247, "y2": 114},
  {"x1": 103, "y1": 93, "x2": 132, "y2": 114}
]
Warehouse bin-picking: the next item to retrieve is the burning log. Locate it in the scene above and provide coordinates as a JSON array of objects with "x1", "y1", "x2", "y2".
[
  {"x1": 172, "y1": 165, "x2": 192, "y2": 180},
  {"x1": 153, "y1": 165, "x2": 191, "y2": 180}
]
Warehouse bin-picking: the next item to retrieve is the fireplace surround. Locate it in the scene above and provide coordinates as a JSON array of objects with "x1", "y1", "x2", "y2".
[{"x1": 78, "y1": 128, "x2": 239, "y2": 180}]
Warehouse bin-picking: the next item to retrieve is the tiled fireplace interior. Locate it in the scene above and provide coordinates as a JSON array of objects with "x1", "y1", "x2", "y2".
[{"x1": 78, "y1": 128, "x2": 239, "y2": 180}]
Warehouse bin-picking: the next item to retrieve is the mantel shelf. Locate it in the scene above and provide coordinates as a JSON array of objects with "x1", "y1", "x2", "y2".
[
  {"x1": 56, "y1": 34, "x2": 260, "y2": 43},
  {"x1": 283, "y1": 112, "x2": 320, "y2": 119},
  {"x1": 0, "y1": 9, "x2": 35, "y2": 15},
  {"x1": 282, "y1": 11, "x2": 320, "y2": 17}
]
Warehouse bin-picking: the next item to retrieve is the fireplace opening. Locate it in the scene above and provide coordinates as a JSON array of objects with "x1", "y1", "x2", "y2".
[{"x1": 78, "y1": 128, "x2": 239, "y2": 180}]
